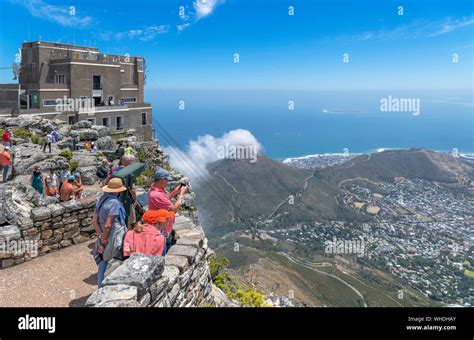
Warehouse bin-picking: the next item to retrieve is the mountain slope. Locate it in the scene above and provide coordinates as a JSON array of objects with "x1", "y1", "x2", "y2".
[{"x1": 194, "y1": 149, "x2": 474, "y2": 227}]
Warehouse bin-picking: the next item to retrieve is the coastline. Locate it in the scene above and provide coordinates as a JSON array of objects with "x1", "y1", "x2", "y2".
[{"x1": 279, "y1": 147, "x2": 474, "y2": 163}]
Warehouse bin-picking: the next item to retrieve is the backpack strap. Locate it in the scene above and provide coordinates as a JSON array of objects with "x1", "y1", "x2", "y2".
[{"x1": 96, "y1": 196, "x2": 113, "y2": 233}]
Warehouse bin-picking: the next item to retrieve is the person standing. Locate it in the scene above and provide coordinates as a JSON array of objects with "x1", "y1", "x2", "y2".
[
  {"x1": 0, "y1": 146, "x2": 11, "y2": 183},
  {"x1": 96, "y1": 159, "x2": 109, "y2": 183},
  {"x1": 148, "y1": 167, "x2": 187, "y2": 255},
  {"x1": 2, "y1": 129, "x2": 12, "y2": 147},
  {"x1": 31, "y1": 166, "x2": 46, "y2": 195},
  {"x1": 43, "y1": 133, "x2": 52, "y2": 153},
  {"x1": 115, "y1": 142, "x2": 125, "y2": 160},
  {"x1": 91, "y1": 178, "x2": 128, "y2": 288}
]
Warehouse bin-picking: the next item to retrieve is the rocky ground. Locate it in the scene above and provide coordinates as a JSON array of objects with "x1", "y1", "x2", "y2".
[{"x1": 0, "y1": 115, "x2": 180, "y2": 228}]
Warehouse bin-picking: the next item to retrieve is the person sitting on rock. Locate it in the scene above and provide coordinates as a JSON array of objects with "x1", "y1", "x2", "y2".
[
  {"x1": 31, "y1": 166, "x2": 46, "y2": 195},
  {"x1": 59, "y1": 164, "x2": 71, "y2": 191},
  {"x1": 123, "y1": 209, "x2": 173, "y2": 258},
  {"x1": 85, "y1": 140, "x2": 92, "y2": 152},
  {"x1": 73, "y1": 172, "x2": 83, "y2": 199},
  {"x1": 45, "y1": 170, "x2": 59, "y2": 196},
  {"x1": 90, "y1": 142, "x2": 97, "y2": 153},
  {"x1": 59, "y1": 175, "x2": 78, "y2": 202}
]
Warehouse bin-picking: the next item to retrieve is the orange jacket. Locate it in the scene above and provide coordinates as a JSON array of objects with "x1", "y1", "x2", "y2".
[{"x1": 0, "y1": 151, "x2": 11, "y2": 167}]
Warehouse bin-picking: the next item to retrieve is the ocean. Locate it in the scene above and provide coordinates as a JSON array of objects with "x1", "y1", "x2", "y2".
[{"x1": 149, "y1": 89, "x2": 474, "y2": 160}]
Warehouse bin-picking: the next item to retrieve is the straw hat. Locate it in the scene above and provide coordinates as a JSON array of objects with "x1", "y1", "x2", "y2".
[{"x1": 102, "y1": 178, "x2": 127, "y2": 193}]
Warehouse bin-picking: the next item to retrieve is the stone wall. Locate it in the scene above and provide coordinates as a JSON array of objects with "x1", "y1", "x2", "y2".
[
  {"x1": 0, "y1": 197, "x2": 97, "y2": 268},
  {"x1": 85, "y1": 215, "x2": 218, "y2": 307}
]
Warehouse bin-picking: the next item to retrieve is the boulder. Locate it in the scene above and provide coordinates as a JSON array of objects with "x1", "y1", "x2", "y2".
[
  {"x1": 164, "y1": 254, "x2": 189, "y2": 272},
  {"x1": 95, "y1": 136, "x2": 115, "y2": 150},
  {"x1": 61, "y1": 199, "x2": 83, "y2": 212},
  {"x1": 0, "y1": 225, "x2": 21, "y2": 241},
  {"x1": 90, "y1": 125, "x2": 109, "y2": 138},
  {"x1": 161, "y1": 265, "x2": 180, "y2": 286},
  {"x1": 16, "y1": 155, "x2": 68, "y2": 176},
  {"x1": 85, "y1": 284, "x2": 138, "y2": 307},
  {"x1": 79, "y1": 166, "x2": 99, "y2": 185},
  {"x1": 102, "y1": 253, "x2": 165, "y2": 298},
  {"x1": 41, "y1": 123, "x2": 56, "y2": 133},
  {"x1": 69, "y1": 129, "x2": 99, "y2": 141},
  {"x1": 72, "y1": 151, "x2": 98, "y2": 167},
  {"x1": 50, "y1": 204, "x2": 66, "y2": 217},
  {"x1": 167, "y1": 245, "x2": 198, "y2": 264},
  {"x1": 0, "y1": 184, "x2": 38, "y2": 225},
  {"x1": 73, "y1": 120, "x2": 93, "y2": 129},
  {"x1": 30, "y1": 206, "x2": 52, "y2": 221}
]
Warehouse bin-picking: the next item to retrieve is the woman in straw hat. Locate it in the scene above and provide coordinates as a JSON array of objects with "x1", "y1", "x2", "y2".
[{"x1": 91, "y1": 178, "x2": 128, "y2": 288}]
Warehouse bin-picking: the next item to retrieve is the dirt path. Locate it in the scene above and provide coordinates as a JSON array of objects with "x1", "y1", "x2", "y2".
[
  {"x1": 279, "y1": 252, "x2": 368, "y2": 307},
  {"x1": 0, "y1": 240, "x2": 98, "y2": 307}
]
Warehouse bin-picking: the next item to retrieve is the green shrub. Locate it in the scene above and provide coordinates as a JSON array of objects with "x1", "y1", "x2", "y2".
[
  {"x1": 31, "y1": 135, "x2": 45, "y2": 145},
  {"x1": 135, "y1": 167, "x2": 155, "y2": 188},
  {"x1": 68, "y1": 160, "x2": 79, "y2": 171},
  {"x1": 12, "y1": 128, "x2": 32, "y2": 139},
  {"x1": 137, "y1": 149, "x2": 147, "y2": 163},
  {"x1": 208, "y1": 255, "x2": 268, "y2": 307},
  {"x1": 59, "y1": 149, "x2": 73, "y2": 161}
]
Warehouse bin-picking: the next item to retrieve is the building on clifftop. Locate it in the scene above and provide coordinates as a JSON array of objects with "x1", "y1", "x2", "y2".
[{"x1": 0, "y1": 41, "x2": 153, "y2": 141}]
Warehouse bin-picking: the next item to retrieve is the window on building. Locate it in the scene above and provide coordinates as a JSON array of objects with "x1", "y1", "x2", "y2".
[
  {"x1": 116, "y1": 116, "x2": 124, "y2": 130},
  {"x1": 54, "y1": 74, "x2": 67, "y2": 84},
  {"x1": 93, "y1": 75, "x2": 102, "y2": 90},
  {"x1": 121, "y1": 97, "x2": 137, "y2": 103},
  {"x1": 43, "y1": 99, "x2": 59, "y2": 106},
  {"x1": 141, "y1": 112, "x2": 147, "y2": 126},
  {"x1": 68, "y1": 116, "x2": 76, "y2": 125},
  {"x1": 102, "y1": 117, "x2": 110, "y2": 127}
]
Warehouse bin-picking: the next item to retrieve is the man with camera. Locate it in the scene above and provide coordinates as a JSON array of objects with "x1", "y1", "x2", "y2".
[{"x1": 148, "y1": 167, "x2": 188, "y2": 255}]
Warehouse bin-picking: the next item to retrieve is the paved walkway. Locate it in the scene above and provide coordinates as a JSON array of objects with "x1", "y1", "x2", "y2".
[{"x1": 0, "y1": 240, "x2": 98, "y2": 307}]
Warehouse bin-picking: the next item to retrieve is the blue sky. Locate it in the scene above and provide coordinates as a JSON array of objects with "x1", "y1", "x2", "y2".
[{"x1": 0, "y1": 0, "x2": 473, "y2": 90}]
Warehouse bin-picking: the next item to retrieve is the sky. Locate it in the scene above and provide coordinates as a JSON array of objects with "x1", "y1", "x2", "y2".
[{"x1": 0, "y1": 0, "x2": 473, "y2": 90}]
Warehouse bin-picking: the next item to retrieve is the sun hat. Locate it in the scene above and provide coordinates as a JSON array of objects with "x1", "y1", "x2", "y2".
[
  {"x1": 154, "y1": 167, "x2": 173, "y2": 181},
  {"x1": 102, "y1": 177, "x2": 127, "y2": 193},
  {"x1": 143, "y1": 209, "x2": 175, "y2": 224}
]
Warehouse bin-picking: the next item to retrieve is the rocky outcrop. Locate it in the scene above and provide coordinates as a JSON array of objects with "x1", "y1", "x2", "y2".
[
  {"x1": 0, "y1": 197, "x2": 98, "y2": 268},
  {"x1": 85, "y1": 215, "x2": 223, "y2": 307},
  {"x1": 95, "y1": 136, "x2": 115, "y2": 151}
]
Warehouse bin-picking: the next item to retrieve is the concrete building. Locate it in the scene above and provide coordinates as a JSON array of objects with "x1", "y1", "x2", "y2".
[{"x1": 0, "y1": 41, "x2": 153, "y2": 140}]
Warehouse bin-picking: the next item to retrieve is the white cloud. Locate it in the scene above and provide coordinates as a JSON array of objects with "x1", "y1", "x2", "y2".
[
  {"x1": 428, "y1": 17, "x2": 474, "y2": 37},
  {"x1": 342, "y1": 16, "x2": 474, "y2": 42},
  {"x1": 10, "y1": 0, "x2": 92, "y2": 27},
  {"x1": 193, "y1": 0, "x2": 224, "y2": 20},
  {"x1": 115, "y1": 25, "x2": 169, "y2": 41},
  {"x1": 164, "y1": 129, "x2": 262, "y2": 182},
  {"x1": 177, "y1": 23, "x2": 191, "y2": 31}
]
